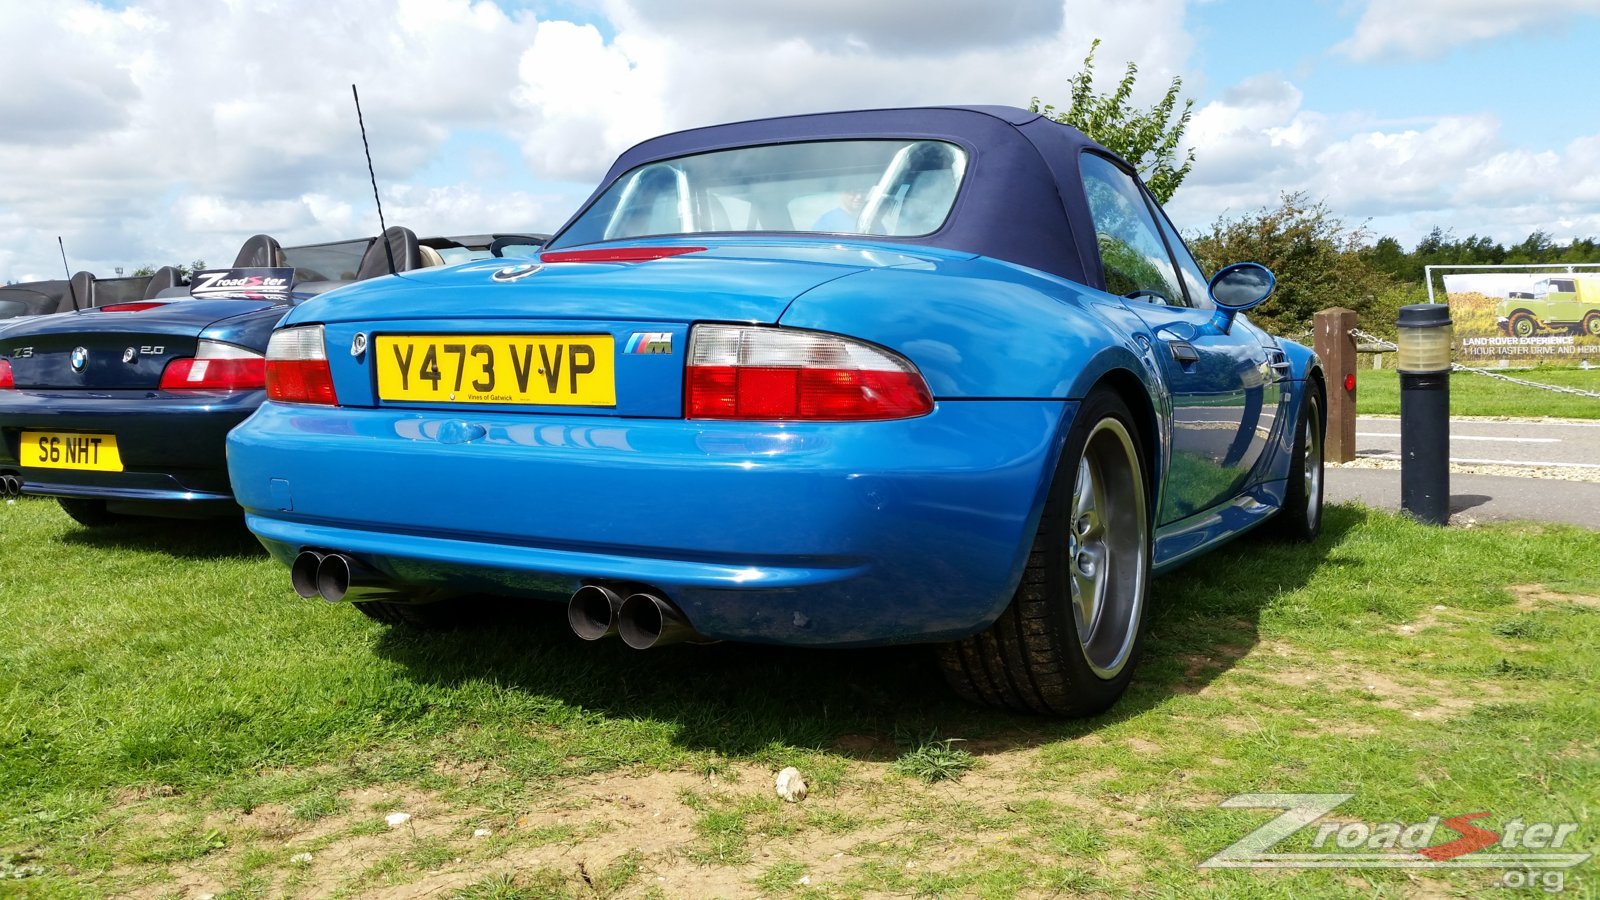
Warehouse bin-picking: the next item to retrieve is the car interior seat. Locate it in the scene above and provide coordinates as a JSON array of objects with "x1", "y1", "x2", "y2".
[
  {"x1": 54, "y1": 271, "x2": 96, "y2": 313},
  {"x1": 898, "y1": 168, "x2": 957, "y2": 234},
  {"x1": 232, "y1": 234, "x2": 288, "y2": 268},
  {"x1": 141, "y1": 266, "x2": 185, "y2": 299},
  {"x1": 418, "y1": 245, "x2": 445, "y2": 268},
  {"x1": 355, "y1": 226, "x2": 423, "y2": 280}
]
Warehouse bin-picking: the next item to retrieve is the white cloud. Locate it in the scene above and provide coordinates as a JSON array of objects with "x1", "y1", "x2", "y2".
[
  {"x1": 1165, "y1": 72, "x2": 1600, "y2": 247},
  {"x1": 0, "y1": 0, "x2": 1200, "y2": 282},
  {"x1": 1336, "y1": 0, "x2": 1600, "y2": 61},
  {"x1": 0, "y1": 0, "x2": 550, "y2": 280},
  {"x1": 618, "y1": 0, "x2": 1063, "y2": 53}
]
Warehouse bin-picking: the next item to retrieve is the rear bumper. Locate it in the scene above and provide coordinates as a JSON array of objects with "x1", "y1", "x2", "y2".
[
  {"x1": 229, "y1": 399, "x2": 1073, "y2": 646},
  {"x1": 0, "y1": 387, "x2": 262, "y2": 506}
]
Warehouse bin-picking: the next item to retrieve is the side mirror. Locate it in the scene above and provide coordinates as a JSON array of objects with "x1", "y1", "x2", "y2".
[{"x1": 1207, "y1": 262, "x2": 1275, "y2": 334}]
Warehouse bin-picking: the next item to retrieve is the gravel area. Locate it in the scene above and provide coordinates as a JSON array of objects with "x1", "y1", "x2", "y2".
[{"x1": 1331, "y1": 456, "x2": 1600, "y2": 484}]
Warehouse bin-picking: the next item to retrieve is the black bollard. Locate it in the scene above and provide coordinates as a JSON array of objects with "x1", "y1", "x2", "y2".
[{"x1": 1397, "y1": 304, "x2": 1452, "y2": 525}]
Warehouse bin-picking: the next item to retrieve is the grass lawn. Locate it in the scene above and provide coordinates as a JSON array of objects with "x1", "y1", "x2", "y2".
[
  {"x1": 2, "y1": 497, "x2": 1597, "y2": 897},
  {"x1": 1356, "y1": 366, "x2": 1600, "y2": 418}
]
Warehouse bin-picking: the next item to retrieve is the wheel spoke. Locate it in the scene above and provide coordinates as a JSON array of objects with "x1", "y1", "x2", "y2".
[{"x1": 1073, "y1": 459, "x2": 1096, "y2": 521}]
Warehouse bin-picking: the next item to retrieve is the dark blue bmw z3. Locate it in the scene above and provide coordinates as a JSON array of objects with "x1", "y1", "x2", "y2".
[
  {"x1": 0, "y1": 229, "x2": 546, "y2": 523},
  {"x1": 226, "y1": 106, "x2": 1327, "y2": 716}
]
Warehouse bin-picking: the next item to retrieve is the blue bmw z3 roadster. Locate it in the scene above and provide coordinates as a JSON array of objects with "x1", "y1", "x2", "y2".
[{"x1": 226, "y1": 106, "x2": 1326, "y2": 716}]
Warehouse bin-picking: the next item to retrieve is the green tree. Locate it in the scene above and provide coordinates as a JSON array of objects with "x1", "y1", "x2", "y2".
[
  {"x1": 1030, "y1": 39, "x2": 1196, "y2": 203},
  {"x1": 1188, "y1": 192, "x2": 1392, "y2": 333}
]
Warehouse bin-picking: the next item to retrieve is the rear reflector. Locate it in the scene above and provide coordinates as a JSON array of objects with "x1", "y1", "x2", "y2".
[
  {"x1": 685, "y1": 325, "x2": 933, "y2": 421},
  {"x1": 0, "y1": 358, "x2": 12, "y2": 389},
  {"x1": 97, "y1": 302, "x2": 166, "y2": 313},
  {"x1": 265, "y1": 325, "x2": 338, "y2": 405},
  {"x1": 541, "y1": 246, "x2": 705, "y2": 264},
  {"x1": 159, "y1": 341, "x2": 266, "y2": 391}
]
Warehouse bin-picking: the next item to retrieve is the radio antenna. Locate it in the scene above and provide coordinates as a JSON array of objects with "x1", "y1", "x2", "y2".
[
  {"x1": 58, "y1": 237, "x2": 81, "y2": 312},
  {"x1": 351, "y1": 84, "x2": 396, "y2": 275}
]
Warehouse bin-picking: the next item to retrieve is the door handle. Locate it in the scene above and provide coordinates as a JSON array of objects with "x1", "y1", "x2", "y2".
[{"x1": 1168, "y1": 341, "x2": 1200, "y2": 365}]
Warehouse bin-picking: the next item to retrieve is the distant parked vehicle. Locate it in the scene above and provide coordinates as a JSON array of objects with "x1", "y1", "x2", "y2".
[
  {"x1": 1497, "y1": 275, "x2": 1600, "y2": 337},
  {"x1": 0, "y1": 229, "x2": 548, "y2": 522}
]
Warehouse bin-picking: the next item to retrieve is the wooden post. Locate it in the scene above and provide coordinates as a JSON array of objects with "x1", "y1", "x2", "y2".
[{"x1": 1314, "y1": 307, "x2": 1358, "y2": 463}]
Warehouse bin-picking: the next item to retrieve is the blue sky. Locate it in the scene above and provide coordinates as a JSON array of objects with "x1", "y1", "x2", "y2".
[
  {"x1": 2, "y1": 0, "x2": 1598, "y2": 282},
  {"x1": 1191, "y1": 0, "x2": 1600, "y2": 151}
]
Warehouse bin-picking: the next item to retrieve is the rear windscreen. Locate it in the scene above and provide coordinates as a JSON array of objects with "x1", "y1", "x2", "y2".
[{"x1": 552, "y1": 139, "x2": 969, "y2": 247}]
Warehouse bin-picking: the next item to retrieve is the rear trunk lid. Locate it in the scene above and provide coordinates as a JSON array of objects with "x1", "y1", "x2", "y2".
[
  {"x1": 298, "y1": 241, "x2": 963, "y2": 417},
  {"x1": 3, "y1": 299, "x2": 281, "y2": 389}
]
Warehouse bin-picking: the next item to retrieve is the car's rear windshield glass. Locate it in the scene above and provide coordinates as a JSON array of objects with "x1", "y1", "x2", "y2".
[
  {"x1": 0, "y1": 298, "x2": 31, "y2": 318},
  {"x1": 283, "y1": 239, "x2": 373, "y2": 283},
  {"x1": 550, "y1": 139, "x2": 968, "y2": 247}
]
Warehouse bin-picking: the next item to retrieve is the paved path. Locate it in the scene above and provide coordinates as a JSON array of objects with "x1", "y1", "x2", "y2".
[
  {"x1": 1353, "y1": 415, "x2": 1600, "y2": 469},
  {"x1": 1325, "y1": 466, "x2": 1600, "y2": 529},
  {"x1": 1327, "y1": 415, "x2": 1600, "y2": 528}
]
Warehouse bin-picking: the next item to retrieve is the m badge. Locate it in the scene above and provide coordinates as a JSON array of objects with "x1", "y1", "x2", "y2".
[{"x1": 625, "y1": 332, "x2": 673, "y2": 354}]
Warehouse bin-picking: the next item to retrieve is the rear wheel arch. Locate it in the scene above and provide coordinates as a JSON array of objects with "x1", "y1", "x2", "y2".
[
  {"x1": 1081, "y1": 367, "x2": 1160, "y2": 522},
  {"x1": 938, "y1": 384, "x2": 1155, "y2": 716}
]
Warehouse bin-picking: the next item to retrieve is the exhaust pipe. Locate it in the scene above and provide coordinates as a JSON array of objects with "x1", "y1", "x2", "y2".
[
  {"x1": 290, "y1": 550, "x2": 325, "y2": 599},
  {"x1": 568, "y1": 584, "x2": 624, "y2": 640},
  {"x1": 314, "y1": 552, "x2": 389, "y2": 603},
  {"x1": 617, "y1": 591, "x2": 701, "y2": 650},
  {"x1": 0, "y1": 474, "x2": 20, "y2": 497}
]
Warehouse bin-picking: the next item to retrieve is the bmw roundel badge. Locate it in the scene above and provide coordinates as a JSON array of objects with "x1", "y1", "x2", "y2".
[
  {"x1": 491, "y1": 263, "x2": 543, "y2": 283},
  {"x1": 70, "y1": 346, "x2": 89, "y2": 373}
]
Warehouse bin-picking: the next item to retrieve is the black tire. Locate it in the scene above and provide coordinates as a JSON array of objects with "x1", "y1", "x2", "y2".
[
  {"x1": 1509, "y1": 313, "x2": 1537, "y2": 338},
  {"x1": 56, "y1": 498, "x2": 124, "y2": 527},
  {"x1": 937, "y1": 389, "x2": 1151, "y2": 717},
  {"x1": 1584, "y1": 312, "x2": 1600, "y2": 338},
  {"x1": 352, "y1": 599, "x2": 465, "y2": 630},
  {"x1": 1267, "y1": 385, "x2": 1324, "y2": 542}
]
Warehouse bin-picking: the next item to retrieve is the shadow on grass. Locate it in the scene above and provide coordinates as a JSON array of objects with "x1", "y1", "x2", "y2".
[
  {"x1": 368, "y1": 506, "x2": 1366, "y2": 761},
  {"x1": 56, "y1": 514, "x2": 266, "y2": 561}
]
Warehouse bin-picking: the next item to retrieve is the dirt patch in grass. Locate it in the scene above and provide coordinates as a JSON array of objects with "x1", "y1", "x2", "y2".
[
  {"x1": 1510, "y1": 583, "x2": 1600, "y2": 610},
  {"x1": 105, "y1": 753, "x2": 1183, "y2": 898}
]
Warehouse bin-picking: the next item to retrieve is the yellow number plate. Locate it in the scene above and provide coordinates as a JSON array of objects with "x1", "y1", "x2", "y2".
[
  {"x1": 21, "y1": 431, "x2": 124, "y2": 472},
  {"x1": 375, "y1": 335, "x2": 616, "y2": 407}
]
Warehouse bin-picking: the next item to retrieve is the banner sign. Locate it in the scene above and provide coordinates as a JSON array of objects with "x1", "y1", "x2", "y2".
[
  {"x1": 189, "y1": 267, "x2": 295, "y2": 301},
  {"x1": 1442, "y1": 271, "x2": 1600, "y2": 364}
]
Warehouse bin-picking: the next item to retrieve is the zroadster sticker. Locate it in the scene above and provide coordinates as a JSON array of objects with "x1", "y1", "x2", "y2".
[{"x1": 189, "y1": 267, "x2": 294, "y2": 301}]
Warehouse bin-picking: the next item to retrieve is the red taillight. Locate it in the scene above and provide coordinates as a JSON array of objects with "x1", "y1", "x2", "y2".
[
  {"x1": 0, "y1": 358, "x2": 13, "y2": 389},
  {"x1": 1344, "y1": 373, "x2": 1357, "y2": 392},
  {"x1": 98, "y1": 302, "x2": 166, "y2": 313},
  {"x1": 541, "y1": 246, "x2": 705, "y2": 264},
  {"x1": 684, "y1": 325, "x2": 933, "y2": 421},
  {"x1": 159, "y1": 341, "x2": 266, "y2": 391},
  {"x1": 265, "y1": 325, "x2": 338, "y2": 405}
]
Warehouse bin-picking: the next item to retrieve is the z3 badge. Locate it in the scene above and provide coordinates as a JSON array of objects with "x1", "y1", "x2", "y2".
[{"x1": 491, "y1": 263, "x2": 543, "y2": 283}]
